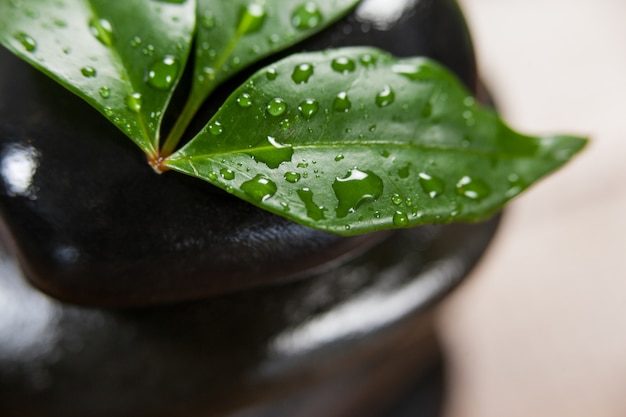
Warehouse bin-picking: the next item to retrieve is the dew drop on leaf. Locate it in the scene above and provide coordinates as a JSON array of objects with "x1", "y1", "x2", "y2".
[
  {"x1": 201, "y1": 11, "x2": 215, "y2": 29},
  {"x1": 237, "y1": 93, "x2": 252, "y2": 107},
  {"x1": 331, "y1": 56, "x2": 356, "y2": 73},
  {"x1": 332, "y1": 168, "x2": 384, "y2": 218},
  {"x1": 80, "y1": 66, "x2": 97, "y2": 78},
  {"x1": 359, "y1": 53, "x2": 376, "y2": 67},
  {"x1": 334, "y1": 154, "x2": 345, "y2": 162},
  {"x1": 146, "y1": 55, "x2": 179, "y2": 90},
  {"x1": 88, "y1": 18, "x2": 114, "y2": 46},
  {"x1": 248, "y1": 136, "x2": 293, "y2": 168},
  {"x1": 419, "y1": 172, "x2": 445, "y2": 198},
  {"x1": 291, "y1": 2, "x2": 323, "y2": 30},
  {"x1": 393, "y1": 211, "x2": 409, "y2": 226},
  {"x1": 291, "y1": 63, "x2": 314, "y2": 83},
  {"x1": 13, "y1": 32, "x2": 37, "y2": 52},
  {"x1": 391, "y1": 63, "x2": 432, "y2": 81},
  {"x1": 241, "y1": 174, "x2": 277, "y2": 202},
  {"x1": 238, "y1": 3, "x2": 267, "y2": 35},
  {"x1": 505, "y1": 173, "x2": 527, "y2": 198},
  {"x1": 99, "y1": 87, "x2": 111, "y2": 98},
  {"x1": 456, "y1": 176, "x2": 491, "y2": 200},
  {"x1": 266, "y1": 98, "x2": 287, "y2": 116},
  {"x1": 130, "y1": 36, "x2": 142, "y2": 47},
  {"x1": 208, "y1": 121, "x2": 223, "y2": 136},
  {"x1": 265, "y1": 67, "x2": 278, "y2": 80},
  {"x1": 126, "y1": 92, "x2": 142, "y2": 112},
  {"x1": 333, "y1": 92, "x2": 351, "y2": 112},
  {"x1": 284, "y1": 172, "x2": 301, "y2": 183},
  {"x1": 279, "y1": 118, "x2": 291, "y2": 130},
  {"x1": 297, "y1": 187, "x2": 326, "y2": 220},
  {"x1": 103, "y1": 107, "x2": 114, "y2": 116},
  {"x1": 220, "y1": 168, "x2": 235, "y2": 180},
  {"x1": 391, "y1": 194, "x2": 403, "y2": 205},
  {"x1": 421, "y1": 101, "x2": 432, "y2": 118},
  {"x1": 298, "y1": 98, "x2": 319, "y2": 119},
  {"x1": 142, "y1": 44, "x2": 155, "y2": 56},
  {"x1": 375, "y1": 85, "x2": 395, "y2": 107}
]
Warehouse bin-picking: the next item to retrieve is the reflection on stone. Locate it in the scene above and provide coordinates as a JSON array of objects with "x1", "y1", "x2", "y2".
[
  {"x1": 356, "y1": 0, "x2": 420, "y2": 30},
  {"x1": 0, "y1": 144, "x2": 39, "y2": 199}
]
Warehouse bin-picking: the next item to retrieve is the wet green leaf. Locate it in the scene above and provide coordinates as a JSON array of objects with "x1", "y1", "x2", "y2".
[
  {"x1": 161, "y1": 0, "x2": 361, "y2": 155},
  {"x1": 165, "y1": 47, "x2": 587, "y2": 236},
  {"x1": 0, "y1": 0, "x2": 195, "y2": 158}
]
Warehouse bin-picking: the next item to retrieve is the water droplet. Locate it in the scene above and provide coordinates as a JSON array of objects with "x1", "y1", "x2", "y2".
[
  {"x1": 332, "y1": 168, "x2": 384, "y2": 218},
  {"x1": 80, "y1": 66, "x2": 97, "y2": 78},
  {"x1": 146, "y1": 55, "x2": 179, "y2": 90},
  {"x1": 505, "y1": 173, "x2": 526, "y2": 198},
  {"x1": 199, "y1": 66, "x2": 216, "y2": 83},
  {"x1": 397, "y1": 164, "x2": 411, "y2": 179},
  {"x1": 393, "y1": 211, "x2": 409, "y2": 226},
  {"x1": 248, "y1": 136, "x2": 293, "y2": 168},
  {"x1": 334, "y1": 154, "x2": 345, "y2": 162},
  {"x1": 201, "y1": 11, "x2": 215, "y2": 29},
  {"x1": 359, "y1": 53, "x2": 377, "y2": 67},
  {"x1": 291, "y1": 63, "x2": 314, "y2": 83},
  {"x1": 241, "y1": 174, "x2": 277, "y2": 202},
  {"x1": 391, "y1": 62, "x2": 432, "y2": 81},
  {"x1": 421, "y1": 101, "x2": 432, "y2": 118},
  {"x1": 369, "y1": 125, "x2": 376, "y2": 132},
  {"x1": 265, "y1": 67, "x2": 278, "y2": 80},
  {"x1": 279, "y1": 119, "x2": 291, "y2": 130},
  {"x1": 99, "y1": 87, "x2": 110, "y2": 98},
  {"x1": 284, "y1": 172, "x2": 301, "y2": 183},
  {"x1": 267, "y1": 98, "x2": 287, "y2": 116},
  {"x1": 130, "y1": 36, "x2": 142, "y2": 47},
  {"x1": 13, "y1": 32, "x2": 37, "y2": 52},
  {"x1": 238, "y1": 3, "x2": 267, "y2": 35},
  {"x1": 298, "y1": 98, "x2": 319, "y2": 119},
  {"x1": 456, "y1": 176, "x2": 491, "y2": 200},
  {"x1": 333, "y1": 92, "x2": 351, "y2": 112},
  {"x1": 208, "y1": 121, "x2": 223, "y2": 136},
  {"x1": 331, "y1": 56, "x2": 356, "y2": 73},
  {"x1": 237, "y1": 93, "x2": 252, "y2": 108},
  {"x1": 391, "y1": 194, "x2": 403, "y2": 205},
  {"x1": 376, "y1": 85, "x2": 395, "y2": 107},
  {"x1": 103, "y1": 107, "x2": 114, "y2": 116},
  {"x1": 291, "y1": 2, "x2": 323, "y2": 30},
  {"x1": 220, "y1": 168, "x2": 235, "y2": 180},
  {"x1": 297, "y1": 188, "x2": 326, "y2": 220},
  {"x1": 126, "y1": 92, "x2": 142, "y2": 113},
  {"x1": 24, "y1": 7, "x2": 38, "y2": 18},
  {"x1": 419, "y1": 172, "x2": 445, "y2": 198},
  {"x1": 53, "y1": 18, "x2": 67, "y2": 28},
  {"x1": 88, "y1": 18, "x2": 114, "y2": 46},
  {"x1": 142, "y1": 44, "x2": 155, "y2": 56}
]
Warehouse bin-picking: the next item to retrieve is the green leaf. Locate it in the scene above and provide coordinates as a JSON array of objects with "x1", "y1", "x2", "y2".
[
  {"x1": 0, "y1": 0, "x2": 195, "y2": 158},
  {"x1": 165, "y1": 47, "x2": 587, "y2": 236},
  {"x1": 161, "y1": 0, "x2": 361, "y2": 155}
]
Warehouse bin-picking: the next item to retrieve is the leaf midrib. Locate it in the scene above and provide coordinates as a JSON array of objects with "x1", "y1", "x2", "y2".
[{"x1": 170, "y1": 139, "x2": 543, "y2": 163}]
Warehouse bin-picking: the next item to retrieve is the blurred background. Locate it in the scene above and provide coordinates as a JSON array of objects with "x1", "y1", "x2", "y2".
[{"x1": 439, "y1": 0, "x2": 626, "y2": 416}]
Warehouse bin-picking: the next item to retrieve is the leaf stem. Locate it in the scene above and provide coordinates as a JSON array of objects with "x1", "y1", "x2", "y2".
[{"x1": 160, "y1": 92, "x2": 205, "y2": 157}]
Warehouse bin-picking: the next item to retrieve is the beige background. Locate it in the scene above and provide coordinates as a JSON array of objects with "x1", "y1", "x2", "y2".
[{"x1": 439, "y1": 0, "x2": 626, "y2": 416}]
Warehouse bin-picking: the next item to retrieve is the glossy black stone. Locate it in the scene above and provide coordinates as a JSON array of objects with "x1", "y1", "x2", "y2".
[{"x1": 0, "y1": 0, "x2": 477, "y2": 306}]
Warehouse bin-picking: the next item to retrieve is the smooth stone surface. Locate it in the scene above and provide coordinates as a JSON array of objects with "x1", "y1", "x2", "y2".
[
  {"x1": 0, "y1": 0, "x2": 477, "y2": 306},
  {"x1": 0, "y1": 216, "x2": 499, "y2": 417}
]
